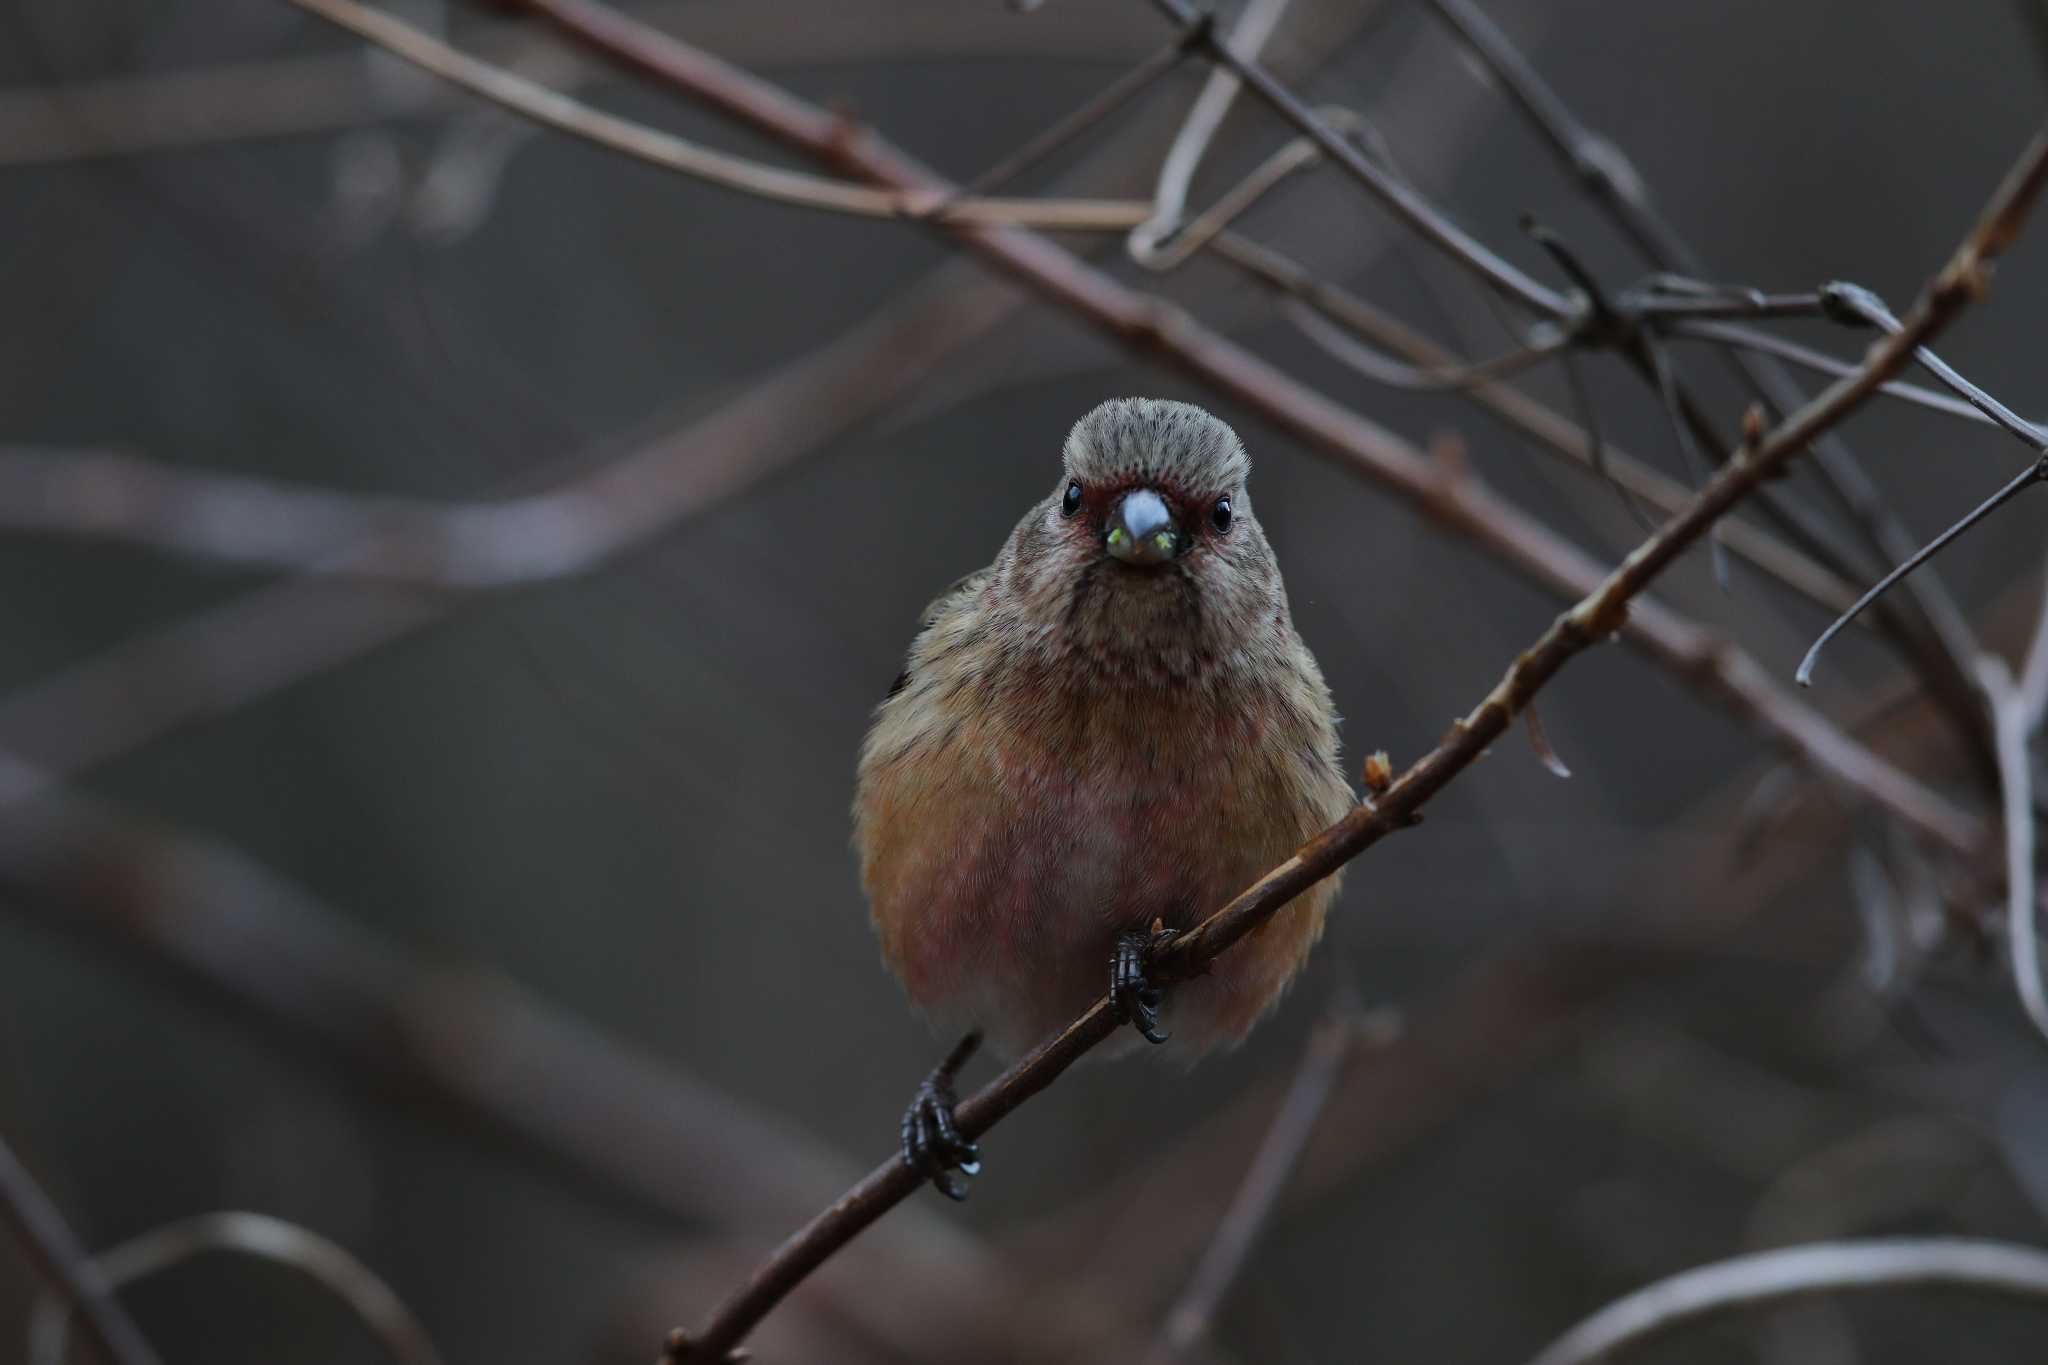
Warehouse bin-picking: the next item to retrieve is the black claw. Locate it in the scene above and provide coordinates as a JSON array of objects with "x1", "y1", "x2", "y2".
[
  {"x1": 1109, "y1": 927, "x2": 1176, "y2": 1044},
  {"x1": 900, "y1": 1031, "x2": 982, "y2": 1200}
]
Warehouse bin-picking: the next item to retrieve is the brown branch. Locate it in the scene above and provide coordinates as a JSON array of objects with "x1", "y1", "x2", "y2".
[
  {"x1": 445, "y1": 1, "x2": 2047, "y2": 1351},
  {"x1": 0, "y1": 1133, "x2": 165, "y2": 1365}
]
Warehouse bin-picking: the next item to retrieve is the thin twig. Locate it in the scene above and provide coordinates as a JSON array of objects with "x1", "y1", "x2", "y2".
[
  {"x1": 288, "y1": 0, "x2": 1152, "y2": 230},
  {"x1": 1980, "y1": 659, "x2": 2048, "y2": 1042},
  {"x1": 1668, "y1": 320, "x2": 2010, "y2": 427},
  {"x1": 1420, "y1": 0, "x2": 2002, "y2": 794},
  {"x1": 937, "y1": 26, "x2": 1197, "y2": 207},
  {"x1": 1127, "y1": 0, "x2": 1289, "y2": 262},
  {"x1": 2020, "y1": 558, "x2": 2048, "y2": 728},
  {"x1": 1283, "y1": 300, "x2": 1567, "y2": 390},
  {"x1": 1820, "y1": 281, "x2": 2048, "y2": 449},
  {"x1": 1145, "y1": 1005, "x2": 1396, "y2": 1364},
  {"x1": 0, "y1": 1134, "x2": 165, "y2": 1365},
  {"x1": 1521, "y1": 1238, "x2": 2048, "y2": 1365},
  {"x1": 1147, "y1": 0, "x2": 1570, "y2": 317},
  {"x1": 27, "y1": 1212, "x2": 441, "y2": 1365},
  {"x1": 1234, "y1": 237, "x2": 1849, "y2": 607},
  {"x1": 1796, "y1": 457, "x2": 2048, "y2": 687}
]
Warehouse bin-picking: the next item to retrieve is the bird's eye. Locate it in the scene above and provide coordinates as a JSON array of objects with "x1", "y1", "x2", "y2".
[
  {"x1": 1061, "y1": 481, "x2": 1083, "y2": 517},
  {"x1": 1211, "y1": 496, "x2": 1233, "y2": 532}
]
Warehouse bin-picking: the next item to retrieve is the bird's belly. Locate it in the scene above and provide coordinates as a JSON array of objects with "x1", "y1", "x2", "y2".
[{"x1": 865, "y1": 733, "x2": 1330, "y2": 1059}]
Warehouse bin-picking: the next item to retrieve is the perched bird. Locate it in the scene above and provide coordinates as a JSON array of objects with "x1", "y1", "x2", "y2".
[{"x1": 854, "y1": 398, "x2": 1352, "y2": 1197}]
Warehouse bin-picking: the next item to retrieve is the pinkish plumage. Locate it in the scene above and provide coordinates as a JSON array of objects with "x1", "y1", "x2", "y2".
[{"x1": 856, "y1": 398, "x2": 1352, "y2": 1060}]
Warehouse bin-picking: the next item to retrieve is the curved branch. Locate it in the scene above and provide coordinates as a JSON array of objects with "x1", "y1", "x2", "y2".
[
  {"x1": 1522, "y1": 1238, "x2": 2048, "y2": 1365},
  {"x1": 28, "y1": 1212, "x2": 440, "y2": 1365}
]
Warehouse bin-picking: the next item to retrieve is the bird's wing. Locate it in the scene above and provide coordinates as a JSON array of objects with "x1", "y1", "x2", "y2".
[{"x1": 886, "y1": 567, "x2": 992, "y2": 700}]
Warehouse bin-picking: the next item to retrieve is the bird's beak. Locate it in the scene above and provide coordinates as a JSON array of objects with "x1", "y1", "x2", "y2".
[{"x1": 1104, "y1": 488, "x2": 1182, "y2": 566}]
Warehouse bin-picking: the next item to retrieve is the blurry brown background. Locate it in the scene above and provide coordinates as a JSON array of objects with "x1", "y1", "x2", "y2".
[{"x1": 4, "y1": 1, "x2": 2048, "y2": 1361}]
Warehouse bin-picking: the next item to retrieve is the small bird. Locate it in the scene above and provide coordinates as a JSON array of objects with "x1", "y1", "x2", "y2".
[{"x1": 854, "y1": 398, "x2": 1352, "y2": 1197}]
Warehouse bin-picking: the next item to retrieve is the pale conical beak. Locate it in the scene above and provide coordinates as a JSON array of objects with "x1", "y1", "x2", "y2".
[{"x1": 1104, "y1": 488, "x2": 1182, "y2": 566}]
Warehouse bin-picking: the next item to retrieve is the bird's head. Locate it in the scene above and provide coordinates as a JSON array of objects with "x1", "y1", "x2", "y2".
[{"x1": 997, "y1": 398, "x2": 1286, "y2": 682}]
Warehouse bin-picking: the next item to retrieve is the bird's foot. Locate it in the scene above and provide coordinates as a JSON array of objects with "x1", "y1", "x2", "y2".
[
  {"x1": 901, "y1": 1030, "x2": 982, "y2": 1200},
  {"x1": 1110, "y1": 921, "x2": 1179, "y2": 1045}
]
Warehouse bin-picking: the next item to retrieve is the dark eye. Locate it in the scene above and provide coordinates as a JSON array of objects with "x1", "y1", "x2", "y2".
[
  {"x1": 1061, "y1": 481, "x2": 1083, "y2": 517},
  {"x1": 1211, "y1": 496, "x2": 1233, "y2": 531}
]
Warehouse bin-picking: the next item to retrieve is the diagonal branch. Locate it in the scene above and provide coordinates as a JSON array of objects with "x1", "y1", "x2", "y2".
[{"x1": 0, "y1": 1133, "x2": 165, "y2": 1365}]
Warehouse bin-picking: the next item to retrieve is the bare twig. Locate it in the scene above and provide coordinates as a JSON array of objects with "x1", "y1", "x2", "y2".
[
  {"x1": 1145, "y1": 1005, "x2": 1397, "y2": 1364},
  {"x1": 1796, "y1": 457, "x2": 2048, "y2": 687},
  {"x1": 940, "y1": 28, "x2": 1197, "y2": 206},
  {"x1": 1419, "y1": 0, "x2": 2001, "y2": 796},
  {"x1": 2020, "y1": 559, "x2": 2048, "y2": 727},
  {"x1": 1980, "y1": 658, "x2": 2048, "y2": 1042},
  {"x1": 1283, "y1": 301, "x2": 1567, "y2": 391},
  {"x1": 1148, "y1": 0, "x2": 1570, "y2": 317},
  {"x1": 0, "y1": 3, "x2": 1173, "y2": 168},
  {"x1": 1820, "y1": 281, "x2": 2048, "y2": 449},
  {"x1": 1668, "y1": 320, "x2": 2014, "y2": 427},
  {"x1": 288, "y1": 0, "x2": 1152, "y2": 230},
  {"x1": 1126, "y1": 0, "x2": 1289, "y2": 262},
  {"x1": 27, "y1": 1212, "x2": 441, "y2": 1365},
  {"x1": 1230, "y1": 237, "x2": 1855, "y2": 610},
  {"x1": 0, "y1": 1134, "x2": 165, "y2": 1365},
  {"x1": 1521, "y1": 1238, "x2": 2048, "y2": 1365}
]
